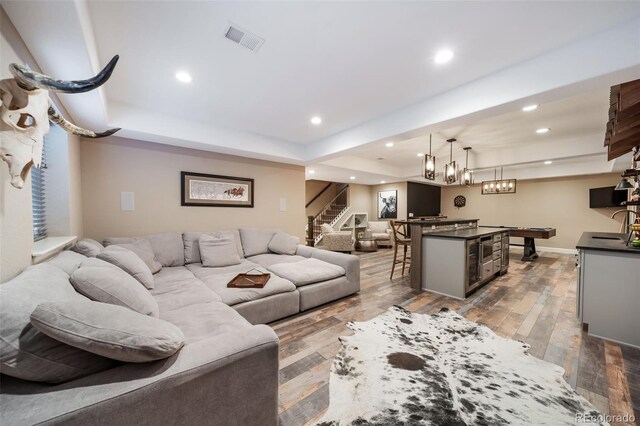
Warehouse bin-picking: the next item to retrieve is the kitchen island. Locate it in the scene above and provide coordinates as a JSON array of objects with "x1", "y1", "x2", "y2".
[
  {"x1": 576, "y1": 232, "x2": 640, "y2": 348},
  {"x1": 397, "y1": 218, "x2": 479, "y2": 290},
  {"x1": 422, "y1": 227, "x2": 510, "y2": 298}
]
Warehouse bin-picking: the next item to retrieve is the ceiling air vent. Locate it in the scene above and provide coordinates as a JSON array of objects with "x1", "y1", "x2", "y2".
[{"x1": 223, "y1": 23, "x2": 265, "y2": 53}]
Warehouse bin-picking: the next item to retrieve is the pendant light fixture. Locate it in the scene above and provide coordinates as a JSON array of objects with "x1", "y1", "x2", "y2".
[
  {"x1": 444, "y1": 138, "x2": 457, "y2": 184},
  {"x1": 423, "y1": 133, "x2": 436, "y2": 180},
  {"x1": 482, "y1": 166, "x2": 516, "y2": 195},
  {"x1": 461, "y1": 147, "x2": 473, "y2": 186}
]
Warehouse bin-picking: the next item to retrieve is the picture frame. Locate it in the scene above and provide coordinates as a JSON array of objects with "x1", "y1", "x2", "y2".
[
  {"x1": 378, "y1": 189, "x2": 398, "y2": 219},
  {"x1": 181, "y1": 171, "x2": 254, "y2": 207}
]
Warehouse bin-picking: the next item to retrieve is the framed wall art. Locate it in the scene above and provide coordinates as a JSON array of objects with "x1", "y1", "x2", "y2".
[
  {"x1": 181, "y1": 172, "x2": 254, "y2": 207},
  {"x1": 378, "y1": 190, "x2": 398, "y2": 219}
]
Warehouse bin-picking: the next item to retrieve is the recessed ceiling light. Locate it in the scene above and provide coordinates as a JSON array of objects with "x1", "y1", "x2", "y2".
[
  {"x1": 434, "y1": 49, "x2": 454, "y2": 64},
  {"x1": 380, "y1": 180, "x2": 386, "y2": 184},
  {"x1": 308, "y1": 169, "x2": 315, "y2": 174},
  {"x1": 544, "y1": 161, "x2": 552, "y2": 165},
  {"x1": 175, "y1": 71, "x2": 192, "y2": 83},
  {"x1": 417, "y1": 153, "x2": 424, "y2": 157},
  {"x1": 385, "y1": 142, "x2": 394, "y2": 147},
  {"x1": 522, "y1": 104, "x2": 538, "y2": 112},
  {"x1": 349, "y1": 176, "x2": 356, "y2": 180},
  {"x1": 310, "y1": 116, "x2": 322, "y2": 125},
  {"x1": 536, "y1": 128, "x2": 550, "y2": 134}
]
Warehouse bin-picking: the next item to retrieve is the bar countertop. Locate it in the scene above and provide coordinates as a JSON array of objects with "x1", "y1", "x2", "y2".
[
  {"x1": 423, "y1": 227, "x2": 507, "y2": 240},
  {"x1": 397, "y1": 218, "x2": 479, "y2": 226},
  {"x1": 576, "y1": 232, "x2": 640, "y2": 255}
]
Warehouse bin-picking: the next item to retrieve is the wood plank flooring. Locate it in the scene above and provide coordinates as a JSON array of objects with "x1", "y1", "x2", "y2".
[{"x1": 272, "y1": 248, "x2": 639, "y2": 425}]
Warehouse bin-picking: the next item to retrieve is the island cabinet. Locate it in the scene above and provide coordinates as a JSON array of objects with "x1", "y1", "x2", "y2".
[
  {"x1": 421, "y1": 228, "x2": 510, "y2": 299},
  {"x1": 576, "y1": 232, "x2": 640, "y2": 348}
]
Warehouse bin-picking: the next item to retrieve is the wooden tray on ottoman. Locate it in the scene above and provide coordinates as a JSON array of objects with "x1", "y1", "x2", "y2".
[{"x1": 227, "y1": 272, "x2": 271, "y2": 288}]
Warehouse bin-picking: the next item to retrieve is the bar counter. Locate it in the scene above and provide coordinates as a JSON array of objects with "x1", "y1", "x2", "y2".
[{"x1": 395, "y1": 218, "x2": 479, "y2": 290}]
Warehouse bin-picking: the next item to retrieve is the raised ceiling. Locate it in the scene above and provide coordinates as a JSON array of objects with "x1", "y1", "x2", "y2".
[{"x1": 3, "y1": 1, "x2": 640, "y2": 184}]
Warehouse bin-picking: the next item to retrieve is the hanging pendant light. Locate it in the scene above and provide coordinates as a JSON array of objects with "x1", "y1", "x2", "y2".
[
  {"x1": 614, "y1": 176, "x2": 633, "y2": 190},
  {"x1": 481, "y1": 166, "x2": 517, "y2": 194},
  {"x1": 423, "y1": 133, "x2": 436, "y2": 180},
  {"x1": 444, "y1": 138, "x2": 457, "y2": 184},
  {"x1": 461, "y1": 147, "x2": 473, "y2": 187}
]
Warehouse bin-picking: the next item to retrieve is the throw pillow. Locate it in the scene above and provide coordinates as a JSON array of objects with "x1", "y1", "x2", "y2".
[
  {"x1": 31, "y1": 301, "x2": 185, "y2": 363},
  {"x1": 199, "y1": 234, "x2": 242, "y2": 267},
  {"x1": 97, "y1": 246, "x2": 155, "y2": 289},
  {"x1": 320, "y1": 223, "x2": 334, "y2": 235},
  {"x1": 71, "y1": 258, "x2": 159, "y2": 317},
  {"x1": 0, "y1": 263, "x2": 115, "y2": 384},
  {"x1": 239, "y1": 228, "x2": 279, "y2": 257},
  {"x1": 71, "y1": 238, "x2": 104, "y2": 257},
  {"x1": 268, "y1": 232, "x2": 299, "y2": 255},
  {"x1": 115, "y1": 239, "x2": 162, "y2": 274}
]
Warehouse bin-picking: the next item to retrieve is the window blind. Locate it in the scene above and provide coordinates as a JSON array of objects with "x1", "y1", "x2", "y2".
[{"x1": 31, "y1": 138, "x2": 47, "y2": 241}]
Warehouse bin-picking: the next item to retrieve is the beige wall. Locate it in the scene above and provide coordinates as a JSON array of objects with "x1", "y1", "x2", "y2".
[
  {"x1": 441, "y1": 173, "x2": 625, "y2": 250},
  {"x1": 1, "y1": 9, "x2": 35, "y2": 281},
  {"x1": 80, "y1": 137, "x2": 306, "y2": 242},
  {"x1": 0, "y1": 8, "x2": 85, "y2": 282},
  {"x1": 305, "y1": 180, "x2": 338, "y2": 218},
  {"x1": 369, "y1": 182, "x2": 408, "y2": 221}
]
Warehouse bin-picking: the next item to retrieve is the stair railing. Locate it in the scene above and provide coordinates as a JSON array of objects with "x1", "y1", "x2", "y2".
[{"x1": 306, "y1": 185, "x2": 349, "y2": 246}]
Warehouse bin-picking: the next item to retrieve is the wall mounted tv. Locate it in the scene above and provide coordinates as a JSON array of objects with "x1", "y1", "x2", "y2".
[{"x1": 589, "y1": 186, "x2": 627, "y2": 208}]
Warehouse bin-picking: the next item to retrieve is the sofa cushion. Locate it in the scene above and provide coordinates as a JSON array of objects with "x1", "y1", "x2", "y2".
[
  {"x1": 239, "y1": 228, "x2": 279, "y2": 257},
  {"x1": 247, "y1": 253, "x2": 306, "y2": 269},
  {"x1": 0, "y1": 263, "x2": 115, "y2": 384},
  {"x1": 199, "y1": 234, "x2": 242, "y2": 267},
  {"x1": 145, "y1": 233, "x2": 185, "y2": 267},
  {"x1": 183, "y1": 230, "x2": 244, "y2": 264},
  {"x1": 368, "y1": 221, "x2": 390, "y2": 233},
  {"x1": 158, "y1": 302, "x2": 252, "y2": 343},
  {"x1": 152, "y1": 275, "x2": 222, "y2": 312},
  {"x1": 47, "y1": 250, "x2": 87, "y2": 275},
  {"x1": 70, "y1": 258, "x2": 159, "y2": 317},
  {"x1": 268, "y1": 232, "x2": 299, "y2": 255},
  {"x1": 71, "y1": 238, "x2": 104, "y2": 257},
  {"x1": 187, "y1": 261, "x2": 296, "y2": 306},
  {"x1": 98, "y1": 246, "x2": 155, "y2": 289},
  {"x1": 104, "y1": 233, "x2": 185, "y2": 267},
  {"x1": 371, "y1": 232, "x2": 391, "y2": 240},
  {"x1": 115, "y1": 240, "x2": 162, "y2": 274},
  {"x1": 153, "y1": 266, "x2": 200, "y2": 287},
  {"x1": 31, "y1": 301, "x2": 185, "y2": 362},
  {"x1": 320, "y1": 223, "x2": 334, "y2": 234},
  {"x1": 267, "y1": 258, "x2": 345, "y2": 287}
]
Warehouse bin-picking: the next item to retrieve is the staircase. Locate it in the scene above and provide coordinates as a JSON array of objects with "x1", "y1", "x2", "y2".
[{"x1": 306, "y1": 185, "x2": 349, "y2": 246}]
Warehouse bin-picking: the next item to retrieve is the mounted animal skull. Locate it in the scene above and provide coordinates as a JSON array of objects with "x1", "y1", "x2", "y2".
[{"x1": 0, "y1": 56, "x2": 120, "y2": 189}]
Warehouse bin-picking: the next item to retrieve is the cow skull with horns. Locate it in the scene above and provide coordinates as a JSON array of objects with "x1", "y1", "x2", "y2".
[{"x1": 0, "y1": 55, "x2": 120, "y2": 189}]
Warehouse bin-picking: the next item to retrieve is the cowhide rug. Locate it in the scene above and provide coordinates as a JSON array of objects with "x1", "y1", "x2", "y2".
[{"x1": 317, "y1": 306, "x2": 607, "y2": 426}]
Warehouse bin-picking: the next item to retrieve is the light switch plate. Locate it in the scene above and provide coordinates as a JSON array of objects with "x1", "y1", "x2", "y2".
[
  {"x1": 121, "y1": 192, "x2": 134, "y2": 211},
  {"x1": 279, "y1": 198, "x2": 287, "y2": 212}
]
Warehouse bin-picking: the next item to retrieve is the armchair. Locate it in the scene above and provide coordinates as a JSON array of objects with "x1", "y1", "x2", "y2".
[
  {"x1": 366, "y1": 221, "x2": 393, "y2": 247},
  {"x1": 320, "y1": 223, "x2": 354, "y2": 253}
]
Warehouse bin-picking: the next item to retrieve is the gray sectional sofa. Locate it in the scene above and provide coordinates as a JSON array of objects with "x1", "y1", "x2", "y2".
[{"x1": 0, "y1": 228, "x2": 360, "y2": 426}]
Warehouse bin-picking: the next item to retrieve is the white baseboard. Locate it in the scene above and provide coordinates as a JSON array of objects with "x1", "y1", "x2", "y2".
[{"x1": 509, "y1": 245, "x2": 577, "y2": 255}]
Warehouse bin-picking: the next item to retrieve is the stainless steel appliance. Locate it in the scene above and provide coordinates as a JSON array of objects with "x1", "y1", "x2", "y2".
[
  {"x1": 465, "y1": 238, "x2": 480, "y2": 293},
  {"x1": 501, "y1": 233, "x2": 509, "y2": 274},
  {"x1": 481, "y1": 236, "x2": 494, "y2": 279}
]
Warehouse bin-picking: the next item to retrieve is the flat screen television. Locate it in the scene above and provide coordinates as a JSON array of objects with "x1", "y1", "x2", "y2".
[{"x1": 589, "y1": 186, "x2": 627, "y2": 208}]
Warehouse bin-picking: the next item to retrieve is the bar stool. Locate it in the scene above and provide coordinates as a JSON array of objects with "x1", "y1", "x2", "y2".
[{"x1": 390, "y1": 220, "x2": 411, "y2": 279}]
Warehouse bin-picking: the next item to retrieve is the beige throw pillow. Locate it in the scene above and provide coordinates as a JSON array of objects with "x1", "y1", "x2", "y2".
[
  {"x1": 71, "y1": 258, "x2": 159, "y2": 317},
  {"x1": 268, "y1": 232, "x2": 299, "y2": 255},
  {"x1": 31, "y1": 301, "x2": 185, "y2": 363},
  {"x1": 115, "y1": 240, "x2": 162, "y2": 274},
  {"x1": 97, "y1": 246, "x2": 155, "y2": 289},
  {"x1": 71, "y1": 238, "x2": 104, "y2": 257},
  {"x1": 199, "y1": 234, "x2": 242, "y2": 267}
]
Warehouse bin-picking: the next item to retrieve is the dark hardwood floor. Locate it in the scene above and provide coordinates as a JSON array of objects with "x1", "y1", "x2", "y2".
[{"x1": 273, "y1": 248, "x2": 639, "y2": 425}]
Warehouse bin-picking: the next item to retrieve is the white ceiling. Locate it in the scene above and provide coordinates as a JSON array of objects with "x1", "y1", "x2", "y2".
[{"x1": 3, "y1": 1, "x2": 640, "y2": 184}]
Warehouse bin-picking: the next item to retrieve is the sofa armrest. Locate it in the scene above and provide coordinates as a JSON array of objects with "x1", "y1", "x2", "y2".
[{"x1": 0, "y1": 326, "x2": 279, "y2": 426}]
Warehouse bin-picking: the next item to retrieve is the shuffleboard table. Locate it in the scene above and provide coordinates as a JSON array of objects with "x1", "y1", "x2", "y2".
[{"x1": 482, "y1": 226, "x2": 557, "y2": 261}]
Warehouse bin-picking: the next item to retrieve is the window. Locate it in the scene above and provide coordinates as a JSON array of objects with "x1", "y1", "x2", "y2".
[{"x1": 31, "y1": 137, "x2": 47, "y2": 241}]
